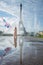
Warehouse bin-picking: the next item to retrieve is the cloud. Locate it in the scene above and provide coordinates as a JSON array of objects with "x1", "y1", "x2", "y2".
[
  {"x1": 0, "y1": 0, "x2": 43, "y2": 32},
  {"x1": 0, "y1": 1, "x2": 19, "y2": 18},
  {"x1": 0, "y1": 0, "x2": 36, "y2": 32}
]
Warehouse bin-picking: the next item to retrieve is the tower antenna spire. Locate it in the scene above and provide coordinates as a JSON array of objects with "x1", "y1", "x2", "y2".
[{"x1": 20, "y1": 3, "x2": 22, "y2": 21}]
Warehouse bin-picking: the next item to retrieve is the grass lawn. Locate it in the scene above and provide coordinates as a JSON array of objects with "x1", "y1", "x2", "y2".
[{"x1": 35, "y1": 35, "x2": 43, "y2": 38}]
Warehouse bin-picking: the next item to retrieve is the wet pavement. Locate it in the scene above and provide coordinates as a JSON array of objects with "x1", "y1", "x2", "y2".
[{"x1": 0, "y1": 36, "x2": 43, "y2": 65}]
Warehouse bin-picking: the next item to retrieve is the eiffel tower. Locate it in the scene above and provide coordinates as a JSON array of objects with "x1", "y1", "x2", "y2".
[{"x1": 19, "y1": 3, "x2": 26, "y2": 35}]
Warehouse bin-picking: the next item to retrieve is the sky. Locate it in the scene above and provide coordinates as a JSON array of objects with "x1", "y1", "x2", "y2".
[{"x1": 0, "y1": 0, "x2": 43, "y2": 33}]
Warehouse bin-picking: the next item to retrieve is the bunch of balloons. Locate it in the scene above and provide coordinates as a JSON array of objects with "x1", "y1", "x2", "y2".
[{"x1": 3, "y1": 18, "x2": 11, "y2": 28}]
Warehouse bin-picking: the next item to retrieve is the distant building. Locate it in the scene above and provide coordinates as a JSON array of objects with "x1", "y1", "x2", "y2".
[
  {"x1": 0, "y1": 31, "x2": 3, "y2": 35},
  {"x1": 30, "y1": 32, "x2": 34, "y2": 36},
  {"x1": 38, "y1": 31, "x2": 43, "y2": 35}
]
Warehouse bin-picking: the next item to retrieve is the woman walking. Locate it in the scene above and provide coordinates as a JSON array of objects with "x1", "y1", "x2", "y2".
[{"x1": 14, "y1": 27, "x2": 17, "y2": 48}]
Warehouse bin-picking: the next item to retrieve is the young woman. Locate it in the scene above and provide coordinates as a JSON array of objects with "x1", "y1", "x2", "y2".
[{"x1": 14, "y1": 27, "x2": 17, "y2": 48}]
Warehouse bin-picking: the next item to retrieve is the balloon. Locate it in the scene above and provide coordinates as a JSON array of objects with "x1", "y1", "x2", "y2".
[{"x1": 2, "y1": 17, "x2": 12, "y2": 28}]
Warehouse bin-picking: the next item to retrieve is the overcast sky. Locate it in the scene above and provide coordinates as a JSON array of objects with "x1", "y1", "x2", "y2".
[{"x1": 0, "y1": 0, "x2": 43, "y2": 33}]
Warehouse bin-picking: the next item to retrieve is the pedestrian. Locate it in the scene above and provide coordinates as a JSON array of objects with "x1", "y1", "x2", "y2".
[{"x1": 14, "y1": 27, "x2": 17, "y2": 48}]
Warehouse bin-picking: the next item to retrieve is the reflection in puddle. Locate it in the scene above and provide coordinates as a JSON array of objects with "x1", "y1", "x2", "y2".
[
  {"x1": 19, "y1": 36, "x2": 23, "y2": 64},
  {"x1": 0, "y1": 36, "x2": 43, "y2": 65}
]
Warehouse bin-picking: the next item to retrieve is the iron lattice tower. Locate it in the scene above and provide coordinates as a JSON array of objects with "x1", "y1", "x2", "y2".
[{"x1": 19, "y1": 3, "x2": 26, "y2": 35}]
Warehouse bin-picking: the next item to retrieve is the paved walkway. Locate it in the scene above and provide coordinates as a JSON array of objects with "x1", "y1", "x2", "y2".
[{"x1": 0, "y1": 41, "x2": 43, "y2": 65}]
